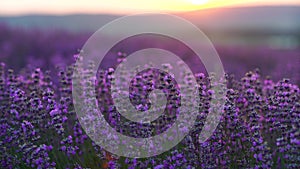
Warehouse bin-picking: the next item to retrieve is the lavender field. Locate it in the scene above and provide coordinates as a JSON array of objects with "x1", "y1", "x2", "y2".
[{"x1": 0, "y1": 12, "x2": 299, "y2": 169}]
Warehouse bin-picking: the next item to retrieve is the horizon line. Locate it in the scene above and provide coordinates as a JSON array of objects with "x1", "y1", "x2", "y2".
[{"x1": 0, "y1": 4, "x2": 299, "y2": 17}]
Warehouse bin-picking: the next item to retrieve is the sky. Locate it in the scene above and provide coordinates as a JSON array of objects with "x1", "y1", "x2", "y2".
[{"x1": 0, "y1": 0, "x2": 300, "y2": 16}]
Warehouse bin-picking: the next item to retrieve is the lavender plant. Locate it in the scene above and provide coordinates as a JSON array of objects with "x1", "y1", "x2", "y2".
[{"x1": 0, "y1": 48, "x2": 299, "y2": 169}]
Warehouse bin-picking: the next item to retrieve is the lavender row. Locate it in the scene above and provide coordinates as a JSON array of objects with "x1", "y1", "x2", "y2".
[
  {"x1": 0, "y1": 24, "x2": 299, "y2": 85},
  {"x1": 0, "y1": 53, "x2": 299, "y2": 168}
]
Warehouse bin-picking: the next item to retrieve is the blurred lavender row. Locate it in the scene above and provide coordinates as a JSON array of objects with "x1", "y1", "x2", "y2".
[{"x1": 0, "y1": 24, "x2": 299, "y2": 85}]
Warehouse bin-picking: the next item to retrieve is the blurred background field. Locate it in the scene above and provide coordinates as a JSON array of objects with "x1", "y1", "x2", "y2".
[{"x1": 0, "y1": 5, "x2": 299, "y2": 84}]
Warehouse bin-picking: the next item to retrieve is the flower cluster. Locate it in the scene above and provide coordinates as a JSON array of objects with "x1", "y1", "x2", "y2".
[{"x1": 0, "y1": 51, "x2": 299, "y2": 169}]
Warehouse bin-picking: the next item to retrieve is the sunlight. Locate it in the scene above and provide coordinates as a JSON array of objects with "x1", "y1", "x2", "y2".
[
  {"x1": 1, "y1": 0, "x2": 300, "y2": 15},
  {"x1": 190, "y1": 0, "x2": 209, "y2": 5}
]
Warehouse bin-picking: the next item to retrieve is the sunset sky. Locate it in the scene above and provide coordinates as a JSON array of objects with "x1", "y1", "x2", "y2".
[{"x1": 1, "y1": 0, "x2": 300, "y2": 15}]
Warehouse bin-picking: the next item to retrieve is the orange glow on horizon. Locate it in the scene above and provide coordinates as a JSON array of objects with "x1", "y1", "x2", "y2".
[
  {"x1": 190, "y1": 0, "x2": 209, "y2": 5},
  {"x1": 0, "y1": 0, "x2": 300, "y2": 15}
]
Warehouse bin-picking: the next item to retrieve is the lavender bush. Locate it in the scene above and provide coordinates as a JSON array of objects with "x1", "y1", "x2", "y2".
[
  {"x1": 0, "y1": 53, "x2": 299, "y2": 168},
  {"x1": 0, "y1": 25, "x2": 299, "y2": 168}
]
